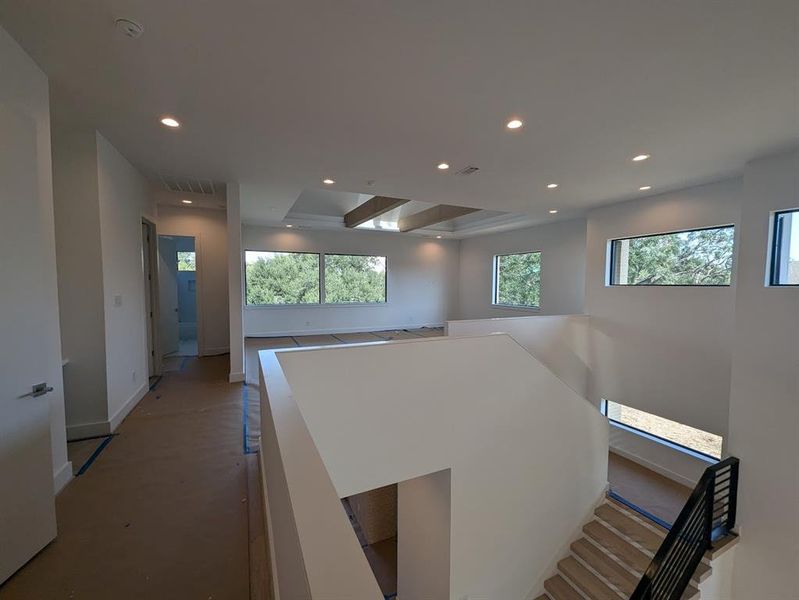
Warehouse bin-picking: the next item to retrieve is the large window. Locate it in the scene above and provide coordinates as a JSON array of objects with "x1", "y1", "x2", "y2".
[
  {"x1": 770, "y1": 209, "x2": 799, "y2": 286},
  {"x1": 324, "y1": 254, "x2": 387, "y2": 303},
  {"x1": 602, "y1": 399, "x2": 723, "y2": 461},
  {"x1": 493, "y1": 252, "x2": 541, "y2": 308},
  {"x1": 609, "y1": 225, "x2": 734, "y2": 286},
  {"x1": 245, "y1": 251, "x2": 320, "y2": 305}
]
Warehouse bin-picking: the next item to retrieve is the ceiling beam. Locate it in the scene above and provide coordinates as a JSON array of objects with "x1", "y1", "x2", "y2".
[
  {"x1": 398, "y1": 205, "x2": 480, "y2": 232},
  {"x1": 344, "y1": 196, "x2": 410, "y2": 228}
]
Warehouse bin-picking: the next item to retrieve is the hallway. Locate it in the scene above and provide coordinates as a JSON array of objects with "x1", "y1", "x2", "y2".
[{"x1": 0, "y1": 356, "x2": 250, "y2": 600}]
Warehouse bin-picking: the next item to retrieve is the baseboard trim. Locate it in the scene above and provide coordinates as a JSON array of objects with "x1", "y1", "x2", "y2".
[
  {"x1": 609, "y1": 446, "x2": 696, "y2": 488},
  {"x1": 53, "y1": 461, "x2": 73, "y2": 494},
  {"x1": 245, "y1": 322, "x2": 445, "y2": 338},
  {"x1": 67, "y1": 420, "x2": 111, "y2": 440},
  {"x1": 202, "y1": 346, "x2": 230, "y2": 357},
  {"x1": 109, "y1": 382, "x2": 149, "y2": 432},
  {"x1": 229, "y1": 371, "x2": 245, "y2": 383}
]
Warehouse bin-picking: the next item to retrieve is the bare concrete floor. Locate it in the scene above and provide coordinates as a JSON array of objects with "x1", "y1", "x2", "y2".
[{"x1": 0, "y1": 356, "x2": 250, "y2": 600}]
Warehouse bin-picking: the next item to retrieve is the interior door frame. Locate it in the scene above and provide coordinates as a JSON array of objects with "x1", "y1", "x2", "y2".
[{"x1": 142, "y1": 217, "x2": 162, "y2": 375}]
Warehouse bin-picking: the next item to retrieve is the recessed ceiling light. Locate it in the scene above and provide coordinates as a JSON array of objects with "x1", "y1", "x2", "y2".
[
  {"x1": 547, "y1": 183, "x2": 558, "y2": 189},
  {"x1": 632, "y1": 154, "x2": 650, "y2": 162},
  {"x1": 323, "y1": 178, "x2": 335, "y2": 185},
  {"x1": 286, "y1": 224, "x2": 293, "y2": 228},
  {"x1": 506, "y1": 119, "x2": 524, "y2": 130},
  {"x1": 436, "y1": 235, "x2": 443, "y2": 239},
  {"x1": 549, "y1": 209, "x2": 558, "y2": 214},
  {"x1": 437, "y1": 163, "x2": 450, "y2": 170},
  {"x1": 639, "y1": 185, "x2": 652, "y2": 191},
  {"x1": 181, "y1": 199, "x2": 192, "y2": 204},
  {"x1": 160, "y1": 116, "x2": 180, "y2": 128}
]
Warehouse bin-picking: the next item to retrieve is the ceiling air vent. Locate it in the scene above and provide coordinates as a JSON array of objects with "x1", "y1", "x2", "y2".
[
  {"x1": 455, "y1": 166, "x2": 480, "y2": 176},
  {"x1": 160, "y1": 175, "x2": 216, "y2": 195}
]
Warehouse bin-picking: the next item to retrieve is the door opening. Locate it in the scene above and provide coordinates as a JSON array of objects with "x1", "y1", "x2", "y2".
[
  {"x1": 158, "y1": 235, "x2": 199, "y2": 369},
  {"x1": 141, "y1": 219, "x2": 158, "y2": 378}
]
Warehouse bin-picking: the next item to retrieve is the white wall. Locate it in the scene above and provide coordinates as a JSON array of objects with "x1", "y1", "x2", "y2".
[
  {"x1": 458, "y1": 218, "x2": 586, "y2": 319},
  {"x1": 397, "y1": 469, "x2": 451, "y2": 600},
  {"x1": 279, "y1": 334, "x2": 608, "y2": 599},
  {"x1": 726, "y1": 150, "x2": 799, "y2": 600},
  {"x1": 585, "y1": 179, "x2": 741, "y2": 439},
  {"x1": 96, "y1": 133, "x2": 155, "y2": 428},
  {"x1": 447, "y1": 314, "x2": 591, "y2": 399},
  {"x1": 0, "y1": 26, "x2": 69, "y2": 490},
  {"x1": 243, "y1": 226, "x2": 459, "y2": 336},
  {"x1": 157, "y1": 203, "x2": 230, "y2": 355},
  {"x1": 51, "y1": 103, "x2": 109, "y2": 433}
]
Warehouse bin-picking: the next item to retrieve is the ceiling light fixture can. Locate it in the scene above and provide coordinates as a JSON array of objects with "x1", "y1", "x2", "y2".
[
  {"x1": 549, "y1": 209, "x2": 558, "y2": 214},
  {"x1": 181, "y1": 199, "x2": 192, "y2": 204},
  {"x1": 506, "y1": 119, "x2": 524, "y2": 130},
  {"x1": 547, "y1": 183, "x2": 558, "y2": 189},
  {"x1": 286, "y1": 224, "x2": 293, "y2": 228},
  {"x1": 323, "y1": 178, "x2": 335, "y2": 185},
  {"x1": 160, "y1": 116, "x2": 180, "y2": 128},
  {"x1": 639, "y1": 185, "x2": 652, "y2": 191},
  {"x1": 437, "y1": 163, "x2": 450, "y2": 170},
  {"x1": 632, "y1": 154, "x2": 650, "y2": 162}
]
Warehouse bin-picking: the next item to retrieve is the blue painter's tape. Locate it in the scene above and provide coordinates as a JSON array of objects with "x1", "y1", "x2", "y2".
[
  {"x1": 608, "y1": 490, "x2": 672, "y2": 530},
  {"x1": 76, "y1": 435, "x2": 114, "y2": 476}
]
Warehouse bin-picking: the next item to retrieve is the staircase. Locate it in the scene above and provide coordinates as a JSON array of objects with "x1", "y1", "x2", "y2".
[{"x1": 536, "y1": 498, "x2": 711, "y2": 600}]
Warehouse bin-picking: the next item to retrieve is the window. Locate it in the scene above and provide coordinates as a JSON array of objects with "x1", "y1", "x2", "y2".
[
  {"x1": 609, "y1": 225, "x2": 734, "y2": 286},
  {"x1": 770, "y1": 209, "x2": 799, "y2": 286},
  {"x1": 493, "y1": 252, "x2": 541, "y2": 308},
  {"x1": 177, "y1": 251, "x2": 195, "y2": 272},
  {"x1": 324, "y1": 254, "x2": 387, "y2": 303},
  {"x1": 601, "y1": 399, "x2": 723, "y2": 460},
  {"x1": 244, "y1": 251, "x2": 320, "y2": 305}
]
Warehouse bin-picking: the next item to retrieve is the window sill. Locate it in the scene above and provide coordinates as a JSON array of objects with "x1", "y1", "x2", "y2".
[
  {"x1": 608, "y1": 420, "x2": 719, "y2": 464},
  {"x1": 245, "y1": 302, "x2": 388, "y2": 310},
  {"x1": 490, "y1": 304, "x2": 541, "y2": 312}
]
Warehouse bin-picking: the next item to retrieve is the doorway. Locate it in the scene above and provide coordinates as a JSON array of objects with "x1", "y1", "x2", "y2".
[
  {"x1": 158, "y1": 235, "x2": 199, "y2": 369},
  {"x1": 141, "y1": 219, "x2": 158, "y2": 379}
]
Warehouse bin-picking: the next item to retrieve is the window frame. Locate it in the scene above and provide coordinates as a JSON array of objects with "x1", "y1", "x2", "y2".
[
  {"x1": 243, "y1": 249, "x2": 390, "y2": 308},
  {"x1": 768, "y1": 209, "x2": 799, "y2": 287},
  {"x1": 607, "y1": 224, "x2": 735, "y2": 287},
  {"x1": 600, "y1": 399, "x2": 722, "y2": 463},
  {"x1": 323, "y1": 252, "x2": 388, "y2": 305},
  {"x1": 491, "y1": 251, "x2": 542, "y2": 310},
  {"x1": 176, "y1": 250, "x2": 196, "y2": 272},
  {"x1": 243, "y1": 249, "x2": 322, "y2": 307}
]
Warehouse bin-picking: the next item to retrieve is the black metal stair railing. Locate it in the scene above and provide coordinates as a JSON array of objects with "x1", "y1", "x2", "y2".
[{"x1": 629, "y1": 456, "x2": 739, "y2": 600}]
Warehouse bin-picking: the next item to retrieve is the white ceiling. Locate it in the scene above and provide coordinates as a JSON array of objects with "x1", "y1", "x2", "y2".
[{"x1": 2, "y1": 1, "x2": 797, "y2": 226}]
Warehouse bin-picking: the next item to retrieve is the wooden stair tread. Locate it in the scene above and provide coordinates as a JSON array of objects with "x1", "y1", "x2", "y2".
[
  {"x1": 544, "y1": 574, "x2": 583, "y2": 600},
  {"x1": 558, "y1": 556, "x2": 623, "y2": 600},
  {"x1": 583, "y1": 520, "x2": 710, "y2": 586},
  {"x1": 571, "y1": 538, "x2": 639, "y2": 595},
  {"x1": 584, "y1": 520, "x2": 651, "y2": 573},
  {"x1": 595, "y1": 503, "x2": 664, "y2": 554}
]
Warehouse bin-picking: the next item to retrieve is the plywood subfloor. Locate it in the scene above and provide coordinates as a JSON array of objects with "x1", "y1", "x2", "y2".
[
  {"x1": 0, "y1": 356, "x2": 250, "y2": 600},
  {"x1": 607, "y1": 451, "x2": 692, "y2": 525},
  {"x1": 244, "y1": 327, "x2": 444, "y2": 385}
]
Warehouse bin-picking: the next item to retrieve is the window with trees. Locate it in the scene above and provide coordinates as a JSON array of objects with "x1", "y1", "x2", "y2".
[
  {"x1": 609, "y1": 225, "x2": 734, "y2": 286},
  {"x1": 602, "y1": 399, "x2": 723, "y2": 460},
  {"x1": 493, "y1": 252, "x2": 541, "y2": 308},
  {"x1": 245, "y1": 251, "x2": 320, "y2": 305},
  {"x1": 324, "y1": 254, "x2": 387, "y2": 303},
  {"x1": 177, "y1": 251, "x2": 195, "y2": 272},
  {"x1": 770, "y1": 209, "x2": 799, "y2": 286}
]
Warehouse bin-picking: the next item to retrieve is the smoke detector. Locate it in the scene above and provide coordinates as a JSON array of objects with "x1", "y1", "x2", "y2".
[{"x1": 115, "y1": 18, "x2": 144, "y2": 39}]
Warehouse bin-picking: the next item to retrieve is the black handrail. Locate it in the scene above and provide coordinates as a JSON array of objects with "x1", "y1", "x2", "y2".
[{"x1": 629, "y1": 456, "x2": 739, "y2": 600}]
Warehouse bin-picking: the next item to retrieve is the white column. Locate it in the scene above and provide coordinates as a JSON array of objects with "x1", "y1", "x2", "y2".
[{"x1": 226, "y1": 182, "x2": 245, "y2": 382}]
